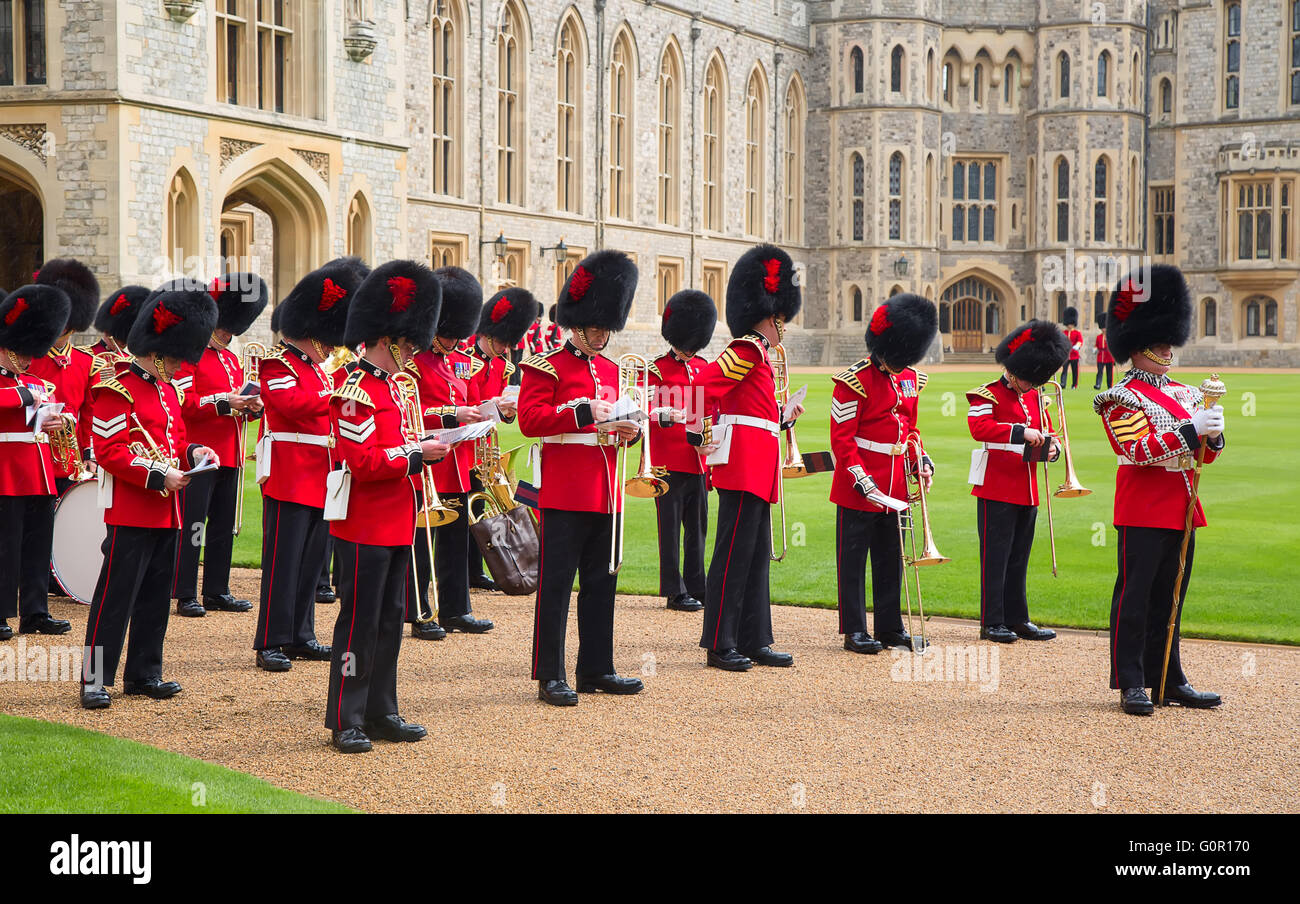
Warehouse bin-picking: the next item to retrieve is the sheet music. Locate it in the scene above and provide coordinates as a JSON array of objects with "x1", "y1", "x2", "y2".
[
  {"x1": 425, "y1": 420, "x2": 497, "y2": 445},
  {"x1": 782, "y1": 384, "x2": 808, "y2": 422}
]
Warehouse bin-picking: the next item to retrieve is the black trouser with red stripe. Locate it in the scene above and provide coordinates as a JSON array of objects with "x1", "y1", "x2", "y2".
[
  {"x1": 255, "y1": 496, "x2": 327, "y2": 651},
  {"x1": 1060, "y1": 359, "x2": 1079, "y2": 388},
  {"x1": 701, "y1": 489, "x2": 774, "y2": 652},
  {"x1": 0, "y1": 494, "x2": 56, "y2": 623},
  {"x1": 1109, "y1": 525, "x2": 1193, "y2": 691},
  {"x1": 976, "y1": 497, "x2": 1037, "y2": 628},
  {"x1": 80, "y1": 525, "x2": 177, "y2": 687},
  {"x1": 173, "y1": 465, "x2": 238, "y2": 600},
  {"x1": 1093, "y1": 362, "x2": 1114, "y2": 389},
  {"x1": 405, "y1": 492, "x2": 472, "y2": 623},
  {"x1": 655, "y1": 470, "x2": 708, "y2": 601},
  {"x1": 531, "y1": 508, "x2": 616, "y2": 682},
  {"x1": 325, "y1": 539, "x2": 409, "y2": 730},
  {"x1": 835, "y1": 505, "x2": 904, "y2": 636}
]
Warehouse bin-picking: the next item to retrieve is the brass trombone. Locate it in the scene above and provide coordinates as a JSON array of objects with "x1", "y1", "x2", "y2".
[
  {"x1": 234, "y1": 341, "x2": 266, "y2": 535},
  {"x1": 608, "y1": 354, "x2": 663, "y2": 575},
  {"x1": 896, "y1": 436, "x2": 949, "y2": 652},
  {"x1": 1037, "y1": 380, "x2": 1092, "y2": 577},
  {"x1": 771, "y1": 345, "x2": 810, "y2": 480}
]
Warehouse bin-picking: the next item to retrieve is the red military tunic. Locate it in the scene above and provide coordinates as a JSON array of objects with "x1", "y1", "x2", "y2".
[
  {"x1": 828, "y1": 358, "x2": 929, "y2": 512},
  {"x1": 174, "y1": 345, "x2": 247, "y2": 469},
  {"x1": 409, "y1": 347, "x2": 483, "y2": 494},
  {"x1": 0, "y1": 366, "x2": 57, "y2": 496},
  {"x1": 90, "y1": 362, "x2": 196, "y2": 529},
  {"x1": 26, "y1": 340, "x2": 95, "y2": 478},
  {"x1": 468, "y1": 344, "x2": 515, "y2": 402},
  {"x1": 965, "y1": 377, "x2": 1053, "y2": 507},
  {"x1": 690, "y1": 335, "x2": 782, "y2": 504},
  {"x1": 518, "y1": 343, "x2": 624, "y2": 513},
  {"x1": 328, "y1": 359, "x2": 423, "y2": 547},
  {"x1": 1095, "y1": 332, "x2": 1114, "y2": 365},
  {"x1": 258, "y1": 342, "x2": 336, "y2": 509},
  {"x1": 648, "y1": 351, "x2": 706, "y2": 476},
  {"x1": 1066, "y1": 328, "x2": 1083, "y2": 362},
  {"x1": 1095, "y1": 370, "x2": 1223, "y2": 531}
]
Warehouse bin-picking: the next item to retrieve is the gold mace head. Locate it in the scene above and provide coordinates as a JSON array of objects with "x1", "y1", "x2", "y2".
[{"x1": 1200, "y1": 372, "x2": 1227, "y2": 409}]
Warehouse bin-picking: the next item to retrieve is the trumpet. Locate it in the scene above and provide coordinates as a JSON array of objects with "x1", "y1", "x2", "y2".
[
  {"x1": 392, "y1": 371, "x2": 457, "y2": 624},
  {"x1": 128, "y1": 413, "x2": 178, "y2": 497},
  {"x1": 233, "y1": 341, "x2": 267, "y2": 536},
  {"x1": 48, "y1": 413, "x2": 93, "y2": 482},
  {"x1": 322, "y1": 345, "x2": 357, "y2": 376},
  {"x1": 608, "y1": 354, "x2": 663, "y2": 575},
  {"x1": 896, "y1": 436, "x2": 949, "y2": 653},
  {"x1": 1037, "y1": 380, "x2": 1092, "y2": 577}
]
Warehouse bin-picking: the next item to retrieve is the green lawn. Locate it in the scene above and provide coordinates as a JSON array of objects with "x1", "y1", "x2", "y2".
[
  {"x1": 233, "y1": 369, "x2": 1298, "y2": 645},
  {"x1": 0, "y1": 714, "x2": 353, "y2": 813}
]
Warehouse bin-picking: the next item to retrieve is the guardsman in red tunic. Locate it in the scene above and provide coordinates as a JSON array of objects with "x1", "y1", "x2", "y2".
[
  {"x1": 0, "y1": 285, "x2": 72, "y2": 643},
  {"x1": 252, "y1": 258, "x2": 368, "y2": 672},
  {"x1": 545, "y1": 308, "x2": 563, "y2": 351},
  {"x1": 1059, "y1": 305, "x2": 1082, "y2": 389},
  {"x1": 519, "y1": 250, "x2": 644, "y2": 706},
  {"x1": 171, "y1": 274, "x2": 267, "y2": 618},
  {"x1": 90, "y1": 285, "x2": 151, "y2": 386},
  {"x1": 686, "y1": 245, "x2": 804, "y2": 672},
  {"x1": 404, "y1": 266, "x2": 495, "y2": 639},
  {"x1": 79, "y1": 283, "x2": 220, "y2": 709},
  {"x1": 829, "y1": 294, "x2": 936, "y2": 654},
  {"x1": 324, "y1": 260, "x2": 450, "y2": 753},
  {"x1": 1092, "y1": 311, "x2": 1115, "y2": 390},
  {"x1": 648, "y1": 289, "x2": 716, "y2": 613},
  {"x1": 464, "y1": 287, "x2": 535, "y2": 589},
  {"x1": 29, "y1": 259, "x2": 100, "y2": 503},
  {"x1": 966, "y1": 321, "x2": 1071, "y2": 644},
  {"x1": 1094, "y1": 266, "x2": 1224, "y2": 716}
]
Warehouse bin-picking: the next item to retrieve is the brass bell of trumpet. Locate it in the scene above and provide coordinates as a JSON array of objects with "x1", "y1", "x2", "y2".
[{"x1": 618, "y1": 353, "x2": 669, "y2": 499}]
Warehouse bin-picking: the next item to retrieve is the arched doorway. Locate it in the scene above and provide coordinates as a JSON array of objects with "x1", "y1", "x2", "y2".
[
  {"x1": 217, "y1": 156, "x2": 330, "y2": 338},
  {"x1": 941, "y1": 274, "x2": 1006, "y2": 353},
  {"x1": 0, "y1": 168, "x2": 43, "y2": 291}
]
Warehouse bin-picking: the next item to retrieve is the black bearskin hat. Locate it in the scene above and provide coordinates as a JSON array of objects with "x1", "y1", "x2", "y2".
[
  {"x1": 93, "y1": 285, "x2": 152, "y2": 346},
  {"x1": 662, "y1": 289, "x2": 718, "y2": 354},
  {"x1": 478, "y1": 288, "x2": 539, "y2": 346},
  {"x1": 1095, "y1": 310, "x2": 1108, "y2": 330},
  {"x1": 864, "y1": 293, "x2": 938, "y2": 371},
  {"x1": 1105, "y1": 264, "x2": 1192, "y2": 364},
  {"x1": 274, "y1": 258, "x2": 370, "y2": 347},
  {"x1": 555, "y1": 250, "x2": 637, "y2": 331},
  {"x1": 433, "y1": 266, "x2": 483, "y2": 341},
  {"x1": 996, "y1": 320, "x2": 1071, "y2": 386},
  {"x1": 128, "y1": 280, "x2": 218, "y2": 365},
  {"x1": 1062, "y1": 305, "x2": 1079, "y2": 327},
  {"x1": 725, "y1": 244, "x2": 801, "y2": 338},
  {"x1": 547, "y1": 304, "x2": 557, "y2": 324},
  {"x1": 0, "y1": 285, "x2": 72, "y2": 358},
  {"x1": 345, "y1": 260, "x2": 441, "y2": 349},
  {"x1": 35, "y1": 258, "x2": 99, "y2": 333},
  {"x1": 210, "y1": 272, "x2": 269, "y2": 336}
]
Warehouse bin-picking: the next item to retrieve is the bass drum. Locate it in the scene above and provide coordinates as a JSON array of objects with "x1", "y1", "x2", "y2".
[{"x1": 51, "y1": 480, "x2": 106, "y2": 605}]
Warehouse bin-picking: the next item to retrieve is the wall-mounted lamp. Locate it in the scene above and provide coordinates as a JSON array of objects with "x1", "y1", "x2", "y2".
[
  {"x1": 540, "y1": 237, "x2": 569, "y2": 264},
  {"x1": 480, "y1": 232, "x2": 509, "y2": 262}
]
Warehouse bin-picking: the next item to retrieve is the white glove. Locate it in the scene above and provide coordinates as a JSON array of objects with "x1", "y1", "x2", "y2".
[{"x1": 1191, "y1": 405, "x2": 1224, "y2": 438}]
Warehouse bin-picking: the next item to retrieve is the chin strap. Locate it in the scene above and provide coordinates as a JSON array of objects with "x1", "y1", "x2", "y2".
[
  {"x1": 154, "y1": 356, "x2": 171, "y2": 383},
  {"x1": 389, "y1": 342, "x2": 410, "y2": 373},
  {"x1": 310, "y1": 338, "x2": 327, "y2": 360},
  {"x1": 1140, "y1": 347, "x2": 1173, "y2": 366},
  {"x1": 774, "y1": 317, "x2": 786, "y2": 344},
  {"x1": 4, "y1": 350, "x2": 25, "y2": 373},
  {"x1": 209, "y1": 333, "x2": 229, "y2": 351}
]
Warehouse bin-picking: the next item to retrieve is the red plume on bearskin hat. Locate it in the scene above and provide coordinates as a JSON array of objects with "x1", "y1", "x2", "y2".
[
  {"x1": 995, "y1": 320, "x2": 1071, "y2": 386},
  {"x1": 93, "y1": 285, "x2": 152, "y2": 346},
  {"x1": 864, "y1": 293, "x2": 937, "y2": 371},
  {"x1": 662, "y1": 289, "x2": 718, "y2": 354},
  {"x1": 274, "y1": 257, "x2": 371, "y2": 347},
  {"x1": 724, "y1": 244, "x2": 801, "y2": 338},
  {"x1": 345, "y1": 260, "x2": 441, "y2": 349},
  {"x1": 477, "y1": 287, "x2": 539, "y2": 346},
  {"x1": 0, "y1": 285, "x2": 72, "y2": 358},
  {"x1": 555, "y1": 250, "x2": 637, "y2": 332},
  {"x1": 1105, "y1": 264, "x2": 1192, "y2": 364},
  {"x1": 127, "y1": 279, "x2": 218, "y2": 365}
]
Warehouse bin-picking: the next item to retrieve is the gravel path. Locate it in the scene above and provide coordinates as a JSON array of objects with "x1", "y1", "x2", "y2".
[{"x1": 4, "y1": 568, "x2": 1296, "y2": 813}]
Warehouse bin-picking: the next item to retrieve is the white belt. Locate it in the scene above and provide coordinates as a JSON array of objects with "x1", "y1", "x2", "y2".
[
  {"x1": 0, "y1": 432, "x2": 42, "y2": 444},
  {"x1": 855, "y1": 437, "x2": 904, "y2": 456},
  {"x1": 1118, "y1": 454, "x2": 1191, "y2": 472},
  {"x1": 984, "y1": 442, "x2": 1025, "y2": 454},
  {"x1": 718, "y1": 414, "x2": 779, "y2": 436},
  {"x1": 266, "y1": 431, "x2": 334, "y2": 448},
  {"x1": 543, "y1": 433, "x2": 614, "y2": 447}
]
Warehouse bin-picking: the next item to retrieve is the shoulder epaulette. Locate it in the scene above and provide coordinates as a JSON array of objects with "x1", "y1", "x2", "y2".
[
  {"x1": 263, "y1": 345, "x2": 289, "y2": 365},
  {"x1": 502, "y1": 359, "x2": 516, "y2": 379},
  {"x1": 332, "y1": 368, "x2": 374, "y2": 408},
  {"x1": 966, "y1": 385, "x2": 997, "y2": 403},
  {"x1": 520, "y1": 349, "x2": 560, "y2": 379},
  {"x1": 831, "y1": 360, "x2": 871, "y2": 399},
  {"x1": 90, "y1": 354, "x2": 115, "y2": 377},
  {"x1": 94, "y1": 377, "x2": 133, "y2": 403},
  {"x1": 468, "y1": 356, "x2": 485, "y2": 378},
  {"x1": 914, "y1": 370, "x2": 929, "y2": 392},
  {"x1": 40, "y1": 378, "x2": 57, "y2": 395},
  {"x1": 647, "y1": 362, "x2": 661, "y2": 380}
]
